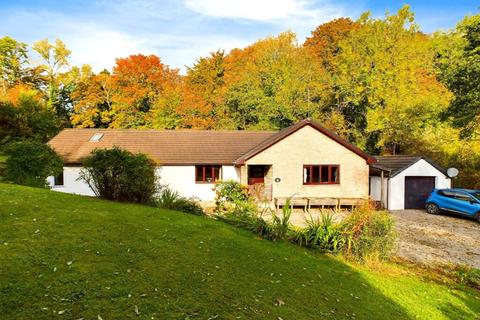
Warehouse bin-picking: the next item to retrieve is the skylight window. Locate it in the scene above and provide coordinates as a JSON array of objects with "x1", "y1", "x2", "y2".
[{"x1": 89, "y1": 133, "x2": 104, "y2": 142}]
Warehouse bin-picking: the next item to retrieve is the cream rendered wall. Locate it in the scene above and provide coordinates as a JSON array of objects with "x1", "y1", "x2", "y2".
[
  {"x1": 48, "y1": 165, "x2": 240, "y2": 201},
  {"x1": 388, "y1": 159, "x2": 451, "y2": 210},
  {"x1": 245, "y1": 125, "x2": 369, "y2": 199}
]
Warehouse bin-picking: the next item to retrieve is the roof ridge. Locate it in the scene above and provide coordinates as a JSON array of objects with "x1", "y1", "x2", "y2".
[{"x1": 61, "y1": 128, "x2": 278, "y2": 133}]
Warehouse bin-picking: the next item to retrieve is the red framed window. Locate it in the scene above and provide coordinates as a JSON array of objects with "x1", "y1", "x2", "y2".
[
  {"x1": 303, "y1": 165, "x2": 339, "y2": 184},
  {"x1": 195, "y1": 165, "x2": 221, "y2": 183}
]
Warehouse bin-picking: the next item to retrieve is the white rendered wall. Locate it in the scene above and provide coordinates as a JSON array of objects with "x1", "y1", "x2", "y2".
[
  {"x1": 157, "y1": 165, "x2": 240, "y2": 201},
  {"x1": 388, "y1": 159, "x2": 451, "y2": 210},
  {"x1": 47, "y1": 167, "x2": 96, "y2": 196},
  {"x1": 369, "y1": 176, "x2": 387, "y2": 207},
  {"x1": 49, "y1": 165, "x2": 241, "y2": 201}
]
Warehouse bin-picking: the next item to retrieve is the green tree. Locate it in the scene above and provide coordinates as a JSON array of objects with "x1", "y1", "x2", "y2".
[
  {"x1": 0, "y1": 85, "x2": 60, "y2": 143},
  {"x1": 4, "y1": 140, "x2": 63, "y2": 187},
  {"x1": 177, "y1": 50, "x2": 226, "y2": 128},
  {"x1": 434, "y1": 14, "x2": 480, "y2": 138},
  {"x1": 332, "y1": 6, "x2": 451, "y2": 153},
  {"x1": 0, "y1": 37, "x2": 28, "y2": 93},
  {"x1": 32, "y1": 39, "x2": 72, "y2": 122},
  {"x1": 222, "y1": 32, "x2": 326, "y2": 129}
]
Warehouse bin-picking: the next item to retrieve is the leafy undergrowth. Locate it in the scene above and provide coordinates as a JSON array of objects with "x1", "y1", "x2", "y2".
[{"x1": 0, "y1": 183, "x2": 479, "y2": 319}]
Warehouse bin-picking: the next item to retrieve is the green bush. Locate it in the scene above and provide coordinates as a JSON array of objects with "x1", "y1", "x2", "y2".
[
  {"x1": 4, "y1": 140, "x2": 63, "y2": 187},
  {"x1": 79, "y1": 147, "x2": 157, "y2": 204},
  {"x1": 214, "y1": 180, "x2": 251, "y2": 213},
  {"x1": 339, "y1": 205, "x2": 396, "y2": 261},
  {"x1": 293, "y1": 212, "x2": 344, "y2": 252},
  {"x1": 154, "y1": 187, "x2": 204, "y2": 215}
]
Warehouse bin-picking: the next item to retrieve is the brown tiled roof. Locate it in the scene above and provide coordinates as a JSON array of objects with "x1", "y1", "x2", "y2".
[
  {"x1": 49, "y1": 120, "x2": 375, "y2": 166},
  {"x1": 48, "y1": 129, "x2": 276, "y2": 165}
]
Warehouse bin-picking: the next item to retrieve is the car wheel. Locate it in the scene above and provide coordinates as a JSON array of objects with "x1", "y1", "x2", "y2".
[
  {"x1": 426, "y1": 203, "x2": 439, "y2": 215},
  {"x1": 477, "y1": 212, "x2": 480, "y2": 223}
]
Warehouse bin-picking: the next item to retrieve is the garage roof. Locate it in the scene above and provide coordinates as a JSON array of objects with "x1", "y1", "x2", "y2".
[{"x1": 374, "y1": 155, "x2": 448, "y2": 178}]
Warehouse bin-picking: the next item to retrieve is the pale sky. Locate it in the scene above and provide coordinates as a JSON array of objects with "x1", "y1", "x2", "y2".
[{"x1": 0, "y1": 0, "x2": 478, "y2": 72}]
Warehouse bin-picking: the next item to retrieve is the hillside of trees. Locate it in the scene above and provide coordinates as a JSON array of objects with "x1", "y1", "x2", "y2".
[{"x1": 1, "y1": 6, "x2": 479, "y2": 187}]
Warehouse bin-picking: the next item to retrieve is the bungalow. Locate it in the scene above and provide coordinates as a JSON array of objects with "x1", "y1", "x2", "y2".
[{"x1": 47, "y1": 119, "x2": 376, "y2": 205}]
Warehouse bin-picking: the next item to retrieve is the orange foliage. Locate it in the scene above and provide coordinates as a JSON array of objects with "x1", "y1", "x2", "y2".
[
  {"x1": 1, "y1": 83, "x2": 43, "y2": 106},
  {"x1": 110, "y1": 54, "x2": 181, "y2": 128},
  {"x1": 304, "y1": 18, "x2": 359, "y2": 68}
]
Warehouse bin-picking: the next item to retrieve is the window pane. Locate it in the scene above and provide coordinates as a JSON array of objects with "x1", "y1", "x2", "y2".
[
  {"x1": 321, "y1": 166, "x2": 329, "y2": 183},
  {"x1": 312, "y1": 166, "x2": 320, "y2": 183},
  {"x1": 213, "y1": 166, "x2": 221, "y2": 181},
  {"x1": 196, "y1": 166, "x2": 204, "y2": 182},
  {"x1": 455, "y1": 193, "x2": 472, "y2": 202},
  {"x1": 54, "y1": 172, "x2": 64, "y2": 186},
  {"x1": 304, "y1": 166, "x2": 311, "y2": 183},
  {"x1": 440, "y1": 190, "x2": 455, "y2": 198},
  {"x1": 331, "y1": 166, "x2": 339, "y2": 183},
  {"x1": 205, "y1": 166, "x2": 213, "y2": 182}
]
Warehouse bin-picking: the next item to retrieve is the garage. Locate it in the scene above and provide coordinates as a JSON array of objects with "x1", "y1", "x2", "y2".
[
  {"x1": 404, "y1": 176, "x2": 435, "y2": 209},
  {"x1": 369, "y1": 156, "x2": 451, "y2": 210}
]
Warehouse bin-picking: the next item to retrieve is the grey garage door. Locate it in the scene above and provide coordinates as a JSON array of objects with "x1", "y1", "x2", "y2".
[{"x1": 404, "y1": 177, "x2": 435, "y2": 209}]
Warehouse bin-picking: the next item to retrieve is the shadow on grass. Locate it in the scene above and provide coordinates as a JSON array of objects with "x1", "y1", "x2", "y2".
[{"x1": 0, "y1": 183, "x2": 473, "y2": 319}]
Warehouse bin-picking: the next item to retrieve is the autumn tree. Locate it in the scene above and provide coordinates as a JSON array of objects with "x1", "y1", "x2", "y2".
[
  {"x1": 178, "y1": 50, "x2": 225, "y2": 128},
  {"x1": 0, "y1": 84, "x2": 60, "y2": 142},
  {"x1": 330, "y1": 6, "x2": 452, "y2": 153},
  {"x1": 109, "y1": 54, "x2": 181, "y2": 128},
  {"x1": 70, "y1": 66, "x2": 115, "y2": 128},
  {"x1": 32, "y1": 39, "x2": 73, "y2": 124},
  {"x1": 218, "y1": 32, "x2": 327, "y2": 130},
  {"x1": 304, "y1": 18, "x2": 358, "y2": 71}
]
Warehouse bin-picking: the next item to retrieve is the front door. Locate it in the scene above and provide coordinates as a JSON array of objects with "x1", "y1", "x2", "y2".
[
  {"x1": 248, "y1": 165, "x2": 266, "y2": 185},
  {"x1": 404, "y1": 176, "x2": 435, "y2": 209}
]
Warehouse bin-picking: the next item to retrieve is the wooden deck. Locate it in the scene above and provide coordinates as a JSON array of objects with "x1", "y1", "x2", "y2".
[{"x1": 274, "y1": 197, "x2": 366, "y2": 212}]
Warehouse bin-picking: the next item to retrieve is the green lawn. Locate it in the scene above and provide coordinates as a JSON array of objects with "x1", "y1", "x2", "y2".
[{"x1": 0, "y1": 183, "x2": 478, "y2": 319}]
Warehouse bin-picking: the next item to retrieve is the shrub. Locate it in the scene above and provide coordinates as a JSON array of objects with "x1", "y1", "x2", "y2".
[
  {"x1": 154, "y1": 187, "x2": 204, "y2": 215},
  {"x1": 339, "y1": 205, "x2": 396, "y2": 261},
  {"x1": 4, "y1": 140, "x2": 63, "y2": 187},
  {"x1": 293, "y1": 212, "x2": 344, "y2": 252},
  {"x1": 80, "y1": 147, "x2": 157, "y2": 204},
  {"x1": 214, "y1": 180, "x2": 250, "y2": 213}
]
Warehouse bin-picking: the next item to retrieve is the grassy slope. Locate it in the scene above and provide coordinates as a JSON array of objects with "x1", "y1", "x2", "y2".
[{"x1": 0, "y1": 184, "x2": 478, "y2": 320}]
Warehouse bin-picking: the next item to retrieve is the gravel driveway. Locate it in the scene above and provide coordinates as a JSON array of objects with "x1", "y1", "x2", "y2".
[
  {"x1": 284, "y1": 208, "x2": 480, "y2": 268},
  {"x1": 391, "y1": 210, "x2": 480, "y2": 269}
]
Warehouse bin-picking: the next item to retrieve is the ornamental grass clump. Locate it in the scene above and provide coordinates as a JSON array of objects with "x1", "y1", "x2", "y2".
[
  {"x1": 154, "y1": 187, "x2": 204, "y2": 216},
  {"x1": 293, "y1": 212, "x2": 344, "y2": 253}
]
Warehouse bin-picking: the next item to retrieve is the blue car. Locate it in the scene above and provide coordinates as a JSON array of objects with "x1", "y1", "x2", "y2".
[{"x1": 425, "y1": 189, "x2": 480, "y2": 221}]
